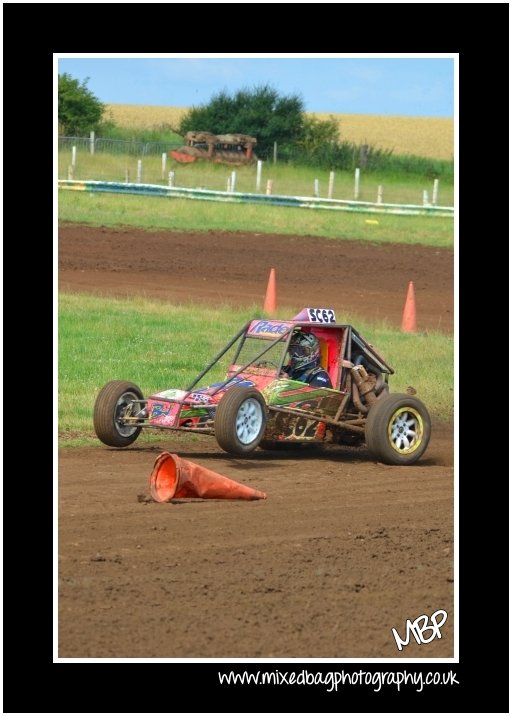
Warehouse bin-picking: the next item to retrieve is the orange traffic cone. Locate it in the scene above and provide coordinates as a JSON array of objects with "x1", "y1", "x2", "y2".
[
  {"x1": 401, "y1": 280, "x2": 417, "y2": 332},
  {"x1": 263, "y1": 268, "x2": 277, "y2": 313},
  {"x1": 149, "y1": 452, "x2": 267, "y2": 502}
]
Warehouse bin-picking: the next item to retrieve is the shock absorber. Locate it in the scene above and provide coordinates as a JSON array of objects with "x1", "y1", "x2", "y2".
[{"x1": 350, "y1": 364, "x2": 378, "y2": 407}]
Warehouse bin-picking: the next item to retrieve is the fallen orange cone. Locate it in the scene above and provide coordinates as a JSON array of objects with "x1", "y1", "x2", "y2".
[
  {"x1": 149, "y1": 452, "x2": 267, "y2": 502},
  {"x1": 401, "y1": 280, "x2": 417, "y2": 333},
  {"x1": 263, "y1": 267, "x2": 277, "y2": 313}
]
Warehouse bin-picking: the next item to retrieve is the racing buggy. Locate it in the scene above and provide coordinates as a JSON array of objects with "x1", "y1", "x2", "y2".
[{"x1": 93, "y1": 308, "x2": 431, "y2": 465}]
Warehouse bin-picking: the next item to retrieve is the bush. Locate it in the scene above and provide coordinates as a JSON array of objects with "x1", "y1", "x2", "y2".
[
  {"x1": 178, "y1": 84, "x2": 306, "y2": 159},
  {"x1": 279, "y1": 140, "x2": 453, "y2": 179},
  {"x1": 297, "y1": 115, "x2": 340, "y2": 152}
]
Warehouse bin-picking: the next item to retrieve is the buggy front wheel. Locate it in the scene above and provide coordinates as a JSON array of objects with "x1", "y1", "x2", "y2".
[
  {"x1": 365, "y1": 393, "x2": 431, "y2": 465},
  {"x1": 214, "y1": 387, "x2": 266, "y2": 455}
]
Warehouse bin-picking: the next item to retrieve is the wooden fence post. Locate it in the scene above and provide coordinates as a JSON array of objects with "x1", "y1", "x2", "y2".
[
  {"x1": 168, "y1": 171, "x2": 175, "y2": 187},
  {"x1": 314, "y1": 179, "x2": 319, "y2": 197},
  {"x1": 256, "y1": 160, "x2": 263, "y2": 191},
  {"x1": 377, "y1": 185, "x2": 383, "y2": 204},
  {"x1": 137, "y1": 160, "x2": 142, "y2": 183},
  {"x1": 161, "y1": 153, "x2": 167, "y2": 179},
  {"x1": 354, "y1": 168, "x2": 360, "y2": 199},
  {"x1": 266, "y1": 179, "x2": 273, "y2": 195},
  {"x1": 90, "y1": 131, "x2": 95, "y2": 155},
  {"x1": 432, "y1": 178, "x2": 439, "y2": 205},
  {"x1": 360, "y1": 144, "x2": 369, "y2": 168},
  {"x1": 328, "y1": 171, "x2": 335, "y2": 199}
]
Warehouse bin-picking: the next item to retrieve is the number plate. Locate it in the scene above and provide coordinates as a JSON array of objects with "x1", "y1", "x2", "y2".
[{"x1": 306, "y1": 308, "x2": 337, "y2": 323}]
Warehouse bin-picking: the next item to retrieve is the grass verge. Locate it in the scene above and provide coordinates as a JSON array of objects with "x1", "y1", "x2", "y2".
[{"x1": 58, "y1": 191, "x2": 453, "y2": 249}]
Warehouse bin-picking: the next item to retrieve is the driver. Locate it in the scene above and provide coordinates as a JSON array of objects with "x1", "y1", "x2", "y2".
[{"x1": 284, "y1": 330, "x2": 333, "y2": 388}]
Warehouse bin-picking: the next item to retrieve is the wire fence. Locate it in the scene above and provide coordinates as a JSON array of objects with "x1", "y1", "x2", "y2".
[{"x1": 58, "y1": 136, "x2": 181, "y2": 157}]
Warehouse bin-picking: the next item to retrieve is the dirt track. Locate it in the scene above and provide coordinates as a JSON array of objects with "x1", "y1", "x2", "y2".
[
  {"x1": 58, "y1": 224, "x2": 454, "y2": 658},
  {"x1": 59, "y1": 224, "x2": 454, "y2": 333}
]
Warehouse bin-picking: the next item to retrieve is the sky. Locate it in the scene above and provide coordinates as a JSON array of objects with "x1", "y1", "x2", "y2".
[{"x1": 57, "y1": 55, "x2": 454, "y2": 118}]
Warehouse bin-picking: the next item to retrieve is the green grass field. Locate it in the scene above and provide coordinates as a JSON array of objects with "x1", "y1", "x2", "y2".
[
  {"x1": 58, "y1": 191, "x2": 453, "y2": 248},
  {"x1": 59, "y1": 293, "x2": 454, "y2": 447}
]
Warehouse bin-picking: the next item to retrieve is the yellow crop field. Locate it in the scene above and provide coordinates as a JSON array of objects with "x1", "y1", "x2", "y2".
[
  {"x1": 312, "y1": 113, "x2": 453, "y2": 160},
  {"x1": 104, "y1": 104, "x2": 188, "y2": 130},
  {"x1": 105, "y1": 104, "x2": 453, "y2": 160}
]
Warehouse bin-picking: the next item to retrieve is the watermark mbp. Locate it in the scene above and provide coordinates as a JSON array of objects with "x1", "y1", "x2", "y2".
[{"x1": 391, "y1": 609, "x2": 448, "y2": 651}]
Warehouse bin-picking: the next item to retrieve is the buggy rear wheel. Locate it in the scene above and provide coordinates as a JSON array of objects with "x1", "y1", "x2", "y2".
[
  {"x1": 93, "y1": 380, "x2": 144, "y2": 447},
  {"x1": 365, "y1": 393, "x2": 431, "y2": 465},
  {"x1": 214, "y1": 387, "x2": 266, "y2": 455}
]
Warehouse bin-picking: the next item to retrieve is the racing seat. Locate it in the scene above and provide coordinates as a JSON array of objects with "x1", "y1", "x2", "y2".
[
  {"x1": 315, "y1": 334, "x2": 341, "y2": 388},
  {"x1": 318, "y1": 338, "x2": 329, "y2": 372}
]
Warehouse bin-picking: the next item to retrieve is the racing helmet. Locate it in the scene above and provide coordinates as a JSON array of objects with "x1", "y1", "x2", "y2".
[{"x1": 288, "y1": 331, "x2": 320, "y2": 373}]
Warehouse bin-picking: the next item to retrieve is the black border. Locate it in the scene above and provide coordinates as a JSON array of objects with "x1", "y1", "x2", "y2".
[{"x1": 3, "y1": 4, "x2": 508, "y2": 713}]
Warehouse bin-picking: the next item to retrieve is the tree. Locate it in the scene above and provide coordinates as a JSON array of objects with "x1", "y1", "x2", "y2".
[
  {"x1": 58, "y1": 73, "x2": 104, "y2": 136},
  {"x1": 178, "y1": 84, "x2": 305, "y2": 159}
]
